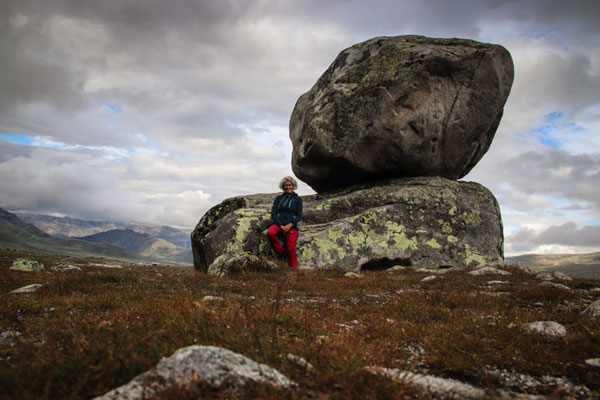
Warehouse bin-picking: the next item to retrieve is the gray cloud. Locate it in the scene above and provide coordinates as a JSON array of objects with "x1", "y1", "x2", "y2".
[
  {"x1": 0, "y1": 0, "x2": 599, "y2": 251},
  {"x1": 508, "y1": 222, "x2": 600, "y2": 251}
]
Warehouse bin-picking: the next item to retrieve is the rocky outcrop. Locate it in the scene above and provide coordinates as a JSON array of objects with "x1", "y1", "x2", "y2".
[
  {"x1": 290, "y1": 35, "x2": 513, "y2": 193},
  {"x1": 191, "y1": 176, "x2": 503, "y2": 274}
]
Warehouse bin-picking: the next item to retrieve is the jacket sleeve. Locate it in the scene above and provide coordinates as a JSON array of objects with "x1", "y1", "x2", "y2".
[
  {"x1": 291, "y1": 196, "x2": 303, "y2": 225},
  {"x1": 271, "y1": 195, "x2": 282, "y2": 226}
]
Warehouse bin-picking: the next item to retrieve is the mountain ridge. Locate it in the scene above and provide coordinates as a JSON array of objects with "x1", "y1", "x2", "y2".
[{"x1": 14, "y1": 212, "x2": 192, "y2": 248}]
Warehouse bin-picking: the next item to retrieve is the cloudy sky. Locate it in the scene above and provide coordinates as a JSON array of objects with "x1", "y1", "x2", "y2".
[{"x1": 1, "y1": 0, "x2": 599, "y2": 256}]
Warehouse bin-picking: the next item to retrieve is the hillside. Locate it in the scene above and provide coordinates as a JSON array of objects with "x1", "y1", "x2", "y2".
[
  {"x1": 15, "y1": 213, "x2": 192, "y2": 248},
  {"x1": 507, "y1": 252, "x2": 600, "y2": 279},
  {"x1": 0, "y1": 208, "x2": 136, "y2": 260},
  {"x1": 77, "y1": 229, "x2": 192, "y2": 264}
]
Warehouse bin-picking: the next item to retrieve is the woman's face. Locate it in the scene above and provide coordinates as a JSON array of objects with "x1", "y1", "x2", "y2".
[{"x1": 283, "y1": 181, "x2": 294, "y2": 193}]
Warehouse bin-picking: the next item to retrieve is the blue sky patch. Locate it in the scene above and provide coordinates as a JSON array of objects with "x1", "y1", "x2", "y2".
[
  {"x1": 0, "y1": 133, "x2": 35, "y2": 146},
  {"x1": 105, "y1": 103, "x2": 122, "y2": 113},
  {"x1": 533, "y1": 111, "x2": 585, "y2": 149}
]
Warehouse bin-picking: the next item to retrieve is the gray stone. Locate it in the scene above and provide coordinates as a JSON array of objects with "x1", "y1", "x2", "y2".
[
  {"x1": 585, "y1": 358, "x2": 600, "y2": 367},
  {"x1": 540, "y1": 281, "x2": 571, "y2": 291},
  {"x1": 536, "y1": 271, "x2": 573, "y2": 281},
  {"x1": 525, "y1": 321, "x2": 567, "y2": 337},
  {"x1": 344, "y1": 272, "x2": 362, "y2": 278},
  {"x1": 469, "y1": 267, "x2": 511, "y2": 276},
  {"x1": 207, "y1": 254, "x2": 280, "y2": 276},
  {"x1": 364, "y1": 367, "x2": 543, "y2": 399},
  {"x1": 9, "y1": 259, "x2": 44, "y2": 272},
  {"x1": 52, "y1": 264, "x2": 82, "y2": 272},
  {"x1": 10, "y1": 284, "x2": 43, "y2": 294},
  {"x1": 290, "y1": 35, "x2": 514, "y2": 193},
  {"x1": 421, "y1": 275, "x2": 437, "y2": 282},
  {"x1": 581, "y1": 300, "x2": 600, "y2": 317},
  {"x1": 94, "y1": 345, "x2": 295, "y2": 399},
  {"x1": 285, "y1": 353, "x2": 314, "y2": 372},
  {"x1": 191, "y1": 177, "x2": 503, "y2": 274},
  {"x1": 0, "y1": 330, "x2": 19, "y2": 348}
]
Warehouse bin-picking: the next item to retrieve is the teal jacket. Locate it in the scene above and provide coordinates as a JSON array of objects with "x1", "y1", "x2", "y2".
[{"x1": 271, "y1": 192, "x2": 303, "y2": 229}]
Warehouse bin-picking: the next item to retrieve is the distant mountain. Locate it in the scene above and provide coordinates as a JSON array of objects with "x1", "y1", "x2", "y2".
[
  {"x1": 507, "y1": 252, "x2": 600, "y2": 279},
  {"x1": 0, "y1": 207, "x2": 137, "y2": 260},
  {"x1": 76, "y1": 229, "x2": 192, "y2": 264},
  {"x1": 15, "y1": 213, "x2": 192, "y2": 248}
]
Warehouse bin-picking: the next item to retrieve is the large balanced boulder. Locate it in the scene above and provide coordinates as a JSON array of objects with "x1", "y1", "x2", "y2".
[
  {"x1": 191, "y1": 177, "x2": 503, "y2": 275},
  {"x1": 290, "y1": 35, "x2": 514, "y2": 193}
]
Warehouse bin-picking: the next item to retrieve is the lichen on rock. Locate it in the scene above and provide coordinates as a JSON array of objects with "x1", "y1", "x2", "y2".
[{"x1": 191, "y1": 177, "x2": 503, "y2": 274}]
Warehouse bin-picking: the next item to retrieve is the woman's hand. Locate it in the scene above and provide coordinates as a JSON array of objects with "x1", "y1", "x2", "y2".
[{"x1": 281, "y1": 223, "x2": 293, "y2": 233}]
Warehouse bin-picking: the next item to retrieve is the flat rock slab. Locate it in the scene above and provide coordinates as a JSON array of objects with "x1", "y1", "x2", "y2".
[
  {"x1": 469, "y1": 266, "x2": 511, "y2": 276},
  {"x1": 191, "y1": 176, "x2": 503, "y2": 274},
  {"x1": 365, "y1": 367, "x2": 543, "y2": 399},
  {"x1": 290, "y1": 35, "x2": 514, "y2": 192},
  {"x1": 94, "y1": 345, "x2": 295, "y2": 399}
]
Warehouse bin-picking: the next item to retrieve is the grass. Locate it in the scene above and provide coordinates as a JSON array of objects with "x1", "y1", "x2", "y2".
[{"x1": 1, "y1": 249, "x2": 599, "y2": 399}]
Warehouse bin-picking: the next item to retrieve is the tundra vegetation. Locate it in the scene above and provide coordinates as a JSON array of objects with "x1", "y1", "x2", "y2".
[{"x1": 1, "y1": 249, "x2": 599, "y2": 399}]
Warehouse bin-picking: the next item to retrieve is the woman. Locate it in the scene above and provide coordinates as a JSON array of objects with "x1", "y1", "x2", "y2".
[{"x1": 267, "y1": 176, "x2": 303, "y2": 269}]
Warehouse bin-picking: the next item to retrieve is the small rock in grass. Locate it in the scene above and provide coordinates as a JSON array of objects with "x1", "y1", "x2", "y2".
[
  {"x1": 421, "y1": 275, "x2": 437, "y2": 282},
  {"x1": 486, "y1": 280, "x2": 509, "y2": 285},
  {"x1": 286, "y1": 353, "x2": 314, "y2": 372},
  {"x1": 52, "y1": 264, "x2": 82, "y2": 272},
  {"x1": 525, "y1": 321, "x2": 567, "y2": 337},
  {"x1": 94, "y1": 345, "x2": 295, "y2": 399},
  {"x1": 10, "y1": 284, "x2": 43, "y2": 294},
  {"x1": 365, "y1": 367, "x2": 487, "y2": 399},
  {"x1": 469, "y1": 266, "x2": 511, "y2": 276},
  {"x1": 9, "y1": 259, "x2": 44, "y2": 272},
  {"x1": 540, "y1": 281, "x2": 571, "y2": 290},
  {"x1": 0, "y1": 330, "x2": 19, "y2": 348},
  {"x1": 585, "y1": 358, "x2": 600, "y2": 367},
  {"x1": 387, "y1": 265, "x2": 411, "y2": 273},
  {"x1": 590, "y1": 287, "x2": 600, "y2": 295},
  {"x1": 581, "y1": 300, "x2": 600, "y2": 317},
  {"x1": 89, "y1": 262, "x2": 123, "y2": 269},
  {"x1": 202, "y1": 295, "x2": 224, "y2": 302},
  {"x1": 344, "y1": 272, "x2": 362, "y2": 278}
]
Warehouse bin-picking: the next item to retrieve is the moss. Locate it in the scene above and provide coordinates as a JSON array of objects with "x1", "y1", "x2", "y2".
[
  {"x1": 437, "y1": 219, "x2": 453, "y2": 234},
  {"x1": 449, "y1": 206, "x2": 457, "y2": 216},
  {"x1": 464, "y1": 244, "x2": 488, "y2": 266},
  {"x1": 447, "y1": 235, "x2": 458, "y2": 244},
  {"x1": 328, "y1": 229, "x2": 344, "y2": 241},
  {"x1": 385, "y1": 221, "x2": 418, "y2": 251},
  {"x1": 464, "y1": 210, "x2": 482, "y2": 227},
  {"x1": 426, "y1": 238, "x2": 441, "y2": 249}
]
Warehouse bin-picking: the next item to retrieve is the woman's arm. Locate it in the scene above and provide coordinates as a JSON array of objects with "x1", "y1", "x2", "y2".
[{"x1": 271, "y1": 195, "x2": 282, "y2": 226}]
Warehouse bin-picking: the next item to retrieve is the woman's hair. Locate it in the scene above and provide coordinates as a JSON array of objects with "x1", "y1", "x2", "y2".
[{"x1": 279, "y1": 176, "x2": 298, "y2": 191}]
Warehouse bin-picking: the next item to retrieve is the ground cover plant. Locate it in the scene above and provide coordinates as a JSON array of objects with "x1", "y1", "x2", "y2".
[{"x1": 1, "y1": 249, "x2": 599, "y2": 399}]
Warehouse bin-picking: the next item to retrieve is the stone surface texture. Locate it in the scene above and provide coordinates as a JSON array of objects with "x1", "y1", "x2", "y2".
[
  {"x1": 525, "y1": 321, "x2": 567, "y2": 337},
  {"x1": 9, "y1": 259, "x2": 44, "y2": 272},
  {"x1": 581, "y1": 299, "x2": 600, "y2": 317},
  {"x1": 191, "y1": 176, "x2": 503, "y2": 274},
  {"x1": 10, "y1": 284, "x2": 43, "y2": 294},
  {"x1": 290, "y1": 35, "x2": 514, "y2": 193},
  {"x1": 365, "y1": 367, "x2": 544, "y2": 400},
  {"x1": 94, "y1": 345, "x2": 294, "y2": 400}
]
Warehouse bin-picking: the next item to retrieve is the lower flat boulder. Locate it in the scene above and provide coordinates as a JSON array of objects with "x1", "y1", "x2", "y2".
[{"x1": 191, "y1": 177, "x2": 503, "y2": 274}]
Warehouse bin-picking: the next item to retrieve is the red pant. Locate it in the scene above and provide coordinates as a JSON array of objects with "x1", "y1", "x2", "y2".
[{"x1": 267, "y1": 224, "x2": 299, "y2": 268}]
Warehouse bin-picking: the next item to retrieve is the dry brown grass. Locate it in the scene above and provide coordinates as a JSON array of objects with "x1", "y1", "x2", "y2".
[{"x1": 0, "y1": 249, "x2": 599, "y2": 399}]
